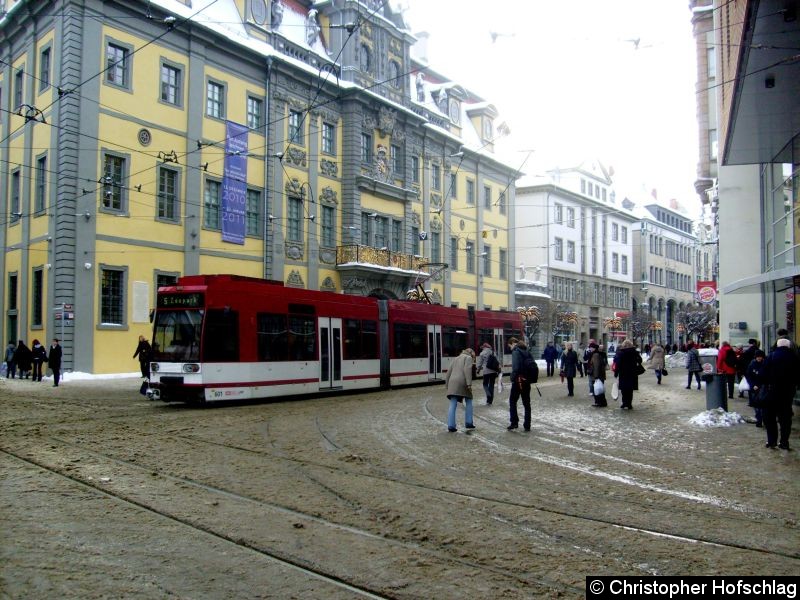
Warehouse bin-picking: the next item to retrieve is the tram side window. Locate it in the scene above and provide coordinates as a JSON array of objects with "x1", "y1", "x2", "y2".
[
  {"x1": 288, "y1": 315, "x2": 316, "y2": 361},
  {"x1": 441, "y1": 326, "x2": 468, "y2": 357},
  {"x1": 393, "y1": 322, "x2": 426, "y2": 358},
  {"x1": 344, "y1": 319, "x2": 379, "y2": 360},
  {"x1": 203, "y1": 309, "x2": 239, "y2": 362},
  {"x1": 257, "y1": 313, "x2": 287, "y2": 361},
  {"x1": 503, "y1": 327, "x2": 522, "y2": 356},
  {"x1": 477, "y1": 328, "x2": 494, "y2": 349}
]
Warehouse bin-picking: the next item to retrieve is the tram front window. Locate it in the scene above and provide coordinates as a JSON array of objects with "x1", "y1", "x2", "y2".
[{"x1": 152, "y1": 310, "x2": 203, "y2": 361}]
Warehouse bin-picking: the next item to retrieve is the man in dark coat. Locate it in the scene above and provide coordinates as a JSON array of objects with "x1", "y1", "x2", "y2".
[
  {"x1": 507, "y1": 338, "x2": 533, "y2": 431},
  {"x1": 48, "y1": 339, "x2": 63, "y2": 387},
  {"x1": 612, "y1": 339, "x2": 643, "y2": 410},
  {"x1": 560, "y1": 343, "x2": 579, "y2": 397},
  {"x1": 541, "y1": 342, "x2": 559, "y2": 377},
  {"x1": 15, "y1": 340, "x2": 32, "y2": 379},
  {"x1": 133, "y1": 335, "x2": 152, "y2": 379},
  {"x1": 763, "y1": 338, "x2": 800, "y2": 450}
]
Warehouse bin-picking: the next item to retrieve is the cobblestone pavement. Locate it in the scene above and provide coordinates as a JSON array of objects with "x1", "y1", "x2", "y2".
[{"x1": 1, "y1": 370, "x2": 797, "y2": 599}]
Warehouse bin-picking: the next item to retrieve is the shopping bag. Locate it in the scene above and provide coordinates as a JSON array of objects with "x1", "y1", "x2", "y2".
[
  {"x1": 738, "y1": 377, "x2": 750, "y2": 393},
  {"x1": 593, "y1": 379, "x2": 605, "y2": 396},
  {"x1": 661, "y1": 368, "x2": 668, "y2": 376},
  {"x1": 611, "y1": 381, "x2": 619, "y2": 401}
]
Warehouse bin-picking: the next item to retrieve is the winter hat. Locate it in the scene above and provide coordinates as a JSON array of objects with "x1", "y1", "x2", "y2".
[
  {"x1": 777, "y1": 338, "x2": 791, "y2": 348},
  {"x1": 482, "y1": 342, "x2": 492, "y2": 349},
  {"x1": 755, "y1": 350, "x2": 766, "y2": 358}
]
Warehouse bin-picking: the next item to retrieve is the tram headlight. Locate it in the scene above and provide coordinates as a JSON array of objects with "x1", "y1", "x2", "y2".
[
  {"x1": 182, "y1": 363, "x2": 200, "y2": 373},
  {"x1": 150, "y1": 363, "x2": 159, "y2": 373}
]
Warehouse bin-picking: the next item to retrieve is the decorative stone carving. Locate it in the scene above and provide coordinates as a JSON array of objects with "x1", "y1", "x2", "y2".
[
  {"x1": 412, "y1": 212, "x2": 421, "y2": 226},
  {"x1": 286, "y1": 269, "x2": 305, "y2": 288},
  {"x1": 320, "y1": 276, "x2": 336, "y2": 291},
  {"x1": 430, "y1": 193, "x2": 442, "y2": 209},
  {"x1": 363, "y1": 113, "x2": 377, "y2": 130},
  {"x1": 374, "y1": 145, "x2": 391, "y2": 182},
  {"x1": 378, "y1": 106, "x2": 395, "y2": 138},
  {"x1": 319, "y1": 186, "x2": 338, "y2": 206},
  {"x1": 271, "y1": 0, "x2": 284, "y2": 29},
  {"x1": 285, "y1": 147, "x2": 307, "y2": 168},
  {"x1": 320, "y1": 159, "x2": 338, "y2": 178},
  {"x1": 430, "y1": 218, "x2": 442, "y2": 233},
  {"x1": 285, "y1": 243, "x2": 304, "y2": 261},
  {"x1": 306, "y1": 9, "x2": 320, "y2": 45},
  {"x1": 415, "y1": 73, "x2": 425, "y2": 102},
  {"x1": 285, "y1": 178, "x2": 306, "y2": 200},
  {"x1": 389, "y1": 37, "x2": 402, "y2": 55},
  {"x1": 342, "y1": 277, "x2": 368, "y2": 291},
  {"x1": 319, "y1": 249, "x2": 336, "y2": 265},
  {"x1": 391, "y1": 126, "x2": 405, "y2": 143}
]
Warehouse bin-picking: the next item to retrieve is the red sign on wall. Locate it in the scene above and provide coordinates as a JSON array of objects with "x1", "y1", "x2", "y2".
[{"x1": 696, "y1": 281, "x2": 717, "y2": 304}]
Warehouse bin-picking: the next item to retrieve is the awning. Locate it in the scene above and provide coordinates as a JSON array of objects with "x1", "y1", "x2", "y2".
[{"x1": 721, "y1": 266, "x2": 799, "y2": 294}]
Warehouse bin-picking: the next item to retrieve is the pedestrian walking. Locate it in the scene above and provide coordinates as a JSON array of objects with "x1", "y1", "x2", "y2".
[
  {"x1": 737, "y1": 339, "x2": 758, "y2": 398},
  {"x1": 15, "y1": 340, "x2": 32, "y2": 379},
  {"x1": 133, "y1": 335, "x2": 152, "y2": 379},
  {"x1": 541, "y1": 342, "x2": 559, "y2": 377},
  {"x1": 649, "y1": 343, "x2": 665, "y2": 384},
  {"x1": 744, "y1": 349, "x2": 766, "y2": 428},
  {"x1": 475, "y1": 342, "x2": 499, "y2": 405},
  {"x1": 31, "y1": 339, "x2": 48, "y2": 382},
  {"x1": 763, "y1": 338, "x2": 800, "y2": 450},
  {"x1": 685, "y1": 342, "x2": 703, "y2": 389},
  {"x1": 612, "y1": 339, "x2": 643, "y2": 410},
  {"x1": 716, "y1": 341, "x2": 737, "y2": 399},
  {"x1": 444, "y1": 348, "x2": 476, "y2": 432},
  {"x1": 583, "y1": 340, "x2": 596, "y2": 395},
  {"x1": 507, "y1": 338, "x2": 534, "y2": 431},
  {"x1": 560, "y1": 343, "x2": 579, "y2": 397},
  {"x1": 4, "y1": 342, "x2": 16, "y2": 379},
  {"x1": 48, "y1": 339, "x2": 62, "y2": 387},
  {"x1": 589, "y1": 344, "x2": 608, "y2": 407}
]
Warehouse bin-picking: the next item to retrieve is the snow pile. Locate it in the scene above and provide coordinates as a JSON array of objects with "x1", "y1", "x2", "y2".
[
  {"x1": 666, "y1": 352, "x2": 686, "y2": 368},
  {"x1": 688, "y1": 408, "x2": 746, "y2": 428}
]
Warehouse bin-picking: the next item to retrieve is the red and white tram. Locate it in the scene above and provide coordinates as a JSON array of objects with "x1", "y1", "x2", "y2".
[{"x1": 148, "y1": 275, "x2": 523, "y2": 403}]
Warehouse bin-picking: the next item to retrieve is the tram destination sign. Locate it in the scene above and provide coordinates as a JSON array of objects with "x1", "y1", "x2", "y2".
[{"x1": 157, "y1": 293, "x2": 204, "y2": 308}]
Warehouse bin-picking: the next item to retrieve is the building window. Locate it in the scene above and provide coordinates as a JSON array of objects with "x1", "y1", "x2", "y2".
[
  {"x1": 35, "y1": 155, "x2": 47, "y2": 213},
  {"x1": 321, "y1": 205, "x2": 335, "y2": 247},
  {"x1": 203, "y1": 179, "x2": 221, "y2": 229},
  {"x1": 411, "y1": 226, "x2": 420, "y2": 255},
  {"x1": 102, "y1": 154, "x2": 126, "y2": 212},
  {"x1": 360, "y1": 213, "x2": 372, "y2": 246},
  {"x1": 554, "y1": 237, "x2": 563, "y2": 261},
  {"x1": 390, "y1": 144, "x2": 401, "y2": 173},
  {"x1": 39, "y1": 48, "x2": 51, "y2": 91},
  {"x1": 612, "y1": 252, "x2": 619, "y2": 273},
  {"x1": 10, "y1": 170, "x2": 20, "y2": 222},
  {"x1": 32, "y1": 268, "x2": 43, "y2": 327},
  {"x1": 498, "y1": 191, "x2": 506, "y2": 215},
  {"x1": 389, "y1": 60, "x2": 401, "y2": 88},
  {"x1": 431, "y1": 232, "x2": 441, "y2": 263},
  {"x1": 466, "y1": 242, "x2": 475, "y2": 274},
  {"x1": 621, "y1": 226, "x2": 627, "y2": 244},
  {"x1": 359, "y1": 43, "x2": 371, "y2": 72},
  {"x1": 375, "y1": 216, "x2": 387, "y2": 249},
  {"x1": 360, "y1": 133, "x2": 372, "y2": 163},
  {"x1": 247, "y1": 96, "x2": 263, "y2": 129},
  {"x1": 8, "y1": 274, "x2": 18, "y2": 311},
  {"x1": 288, "y1": 110, "x2": 303, "y2": 143},
  {"x1": 450, "y1": 236, "x2": 458, "y2": 271},
  {"x1": 14, "y1": 69, "x2": 23, "y2": 108},
  {"x1": 391, "y1": 220, "x2": 402, "y2": 251},
  {"x1": 412, "y1": 156, "x2": 420, "y2": 183},
  {"x1": 554, "y1": 203, "x2": 563, "y2": 224},
  {"x1": 709, "y1": 129, "x2": 718, "y2": 160},
  {"x1": 106, "y1": 43, "x2": 130, "y2": 88},
  {"x1": 206, "y1": 80, "x2": 224, "y2": 118},
  {"x1": 246, "y1": 188, "x2": 261, "y2": 236},
  {"x1": 287, "y1": 196, "x2": 302, "y2": 242},
  {"x1": 567, "y1": 207, "x2": 575, "y2": 228},
  {"x1": 482, "y1": 185, "x2": 491, "y2": 210},
  {"x1": 157, "y1": 167, "x2": 179, "y2": 221},
  {"x1": 602, "y1": 189, "x2": 607, "y2": 201},
  {"x1": 432, "y1": 163, "x2": 441, "y2": 191},
  {"x1": 581, "y1": 179, "x2": 586, "y2": 194},
  {"x1": 100, "y1": 267, "x2": 125, "y2": 326},
  {"x1": 482, "y1": 245, "x2": 491, "y2": 277},
  {"x1": 322, "y1": 123, "x2": 335, "y2": 154},
  {"x1": 160, "y1": 63, "x2": 181, "y2": 105},
  {"x1": 466, "y1": 180, "x2": 475, "y2": 205},
  {"x1": 499, "y1": 248, "x2": 507, "y2": 280},
  {"x1": 621, "y1": 255, "x2": 628, "y2": 275},
  {"x1": 611, "y1": 223, "x2": 618, "y2": 241},
  {"x1": 567, "y1": 241, "x2": 575, "y2": 263},
  {"x1": 449, "y1": 173, "x2": 457, "y2": 198}
]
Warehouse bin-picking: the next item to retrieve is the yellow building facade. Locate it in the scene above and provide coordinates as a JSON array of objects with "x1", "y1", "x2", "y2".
[{"x1": 1, "y1": 0, "x2": 518, "y2": 373}]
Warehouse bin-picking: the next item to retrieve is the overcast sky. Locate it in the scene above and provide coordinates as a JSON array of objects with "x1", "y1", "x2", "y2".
[{"x1": 400, "y1": 0, "x2": 701, "y2": 216}]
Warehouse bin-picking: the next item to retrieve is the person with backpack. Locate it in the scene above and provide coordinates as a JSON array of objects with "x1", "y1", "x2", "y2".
[
  {"x1": 506, "y1": 338, "x2": 537, "y2": 431},
  {"x1": 476, "y1": 342, "x2": 500, "y2": 405},
  {"x1": 716, "y1": 341, "x2": 738, "y2": 400}
]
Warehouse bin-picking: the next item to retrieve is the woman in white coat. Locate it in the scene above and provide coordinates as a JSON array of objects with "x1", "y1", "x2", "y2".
[{"x1": 445, "y1": 348, "x2": 476, "y2": 432}]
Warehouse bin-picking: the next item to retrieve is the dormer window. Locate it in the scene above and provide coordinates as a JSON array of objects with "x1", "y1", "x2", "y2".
[
  {"x1": 483, "y1": 118, "x2": 492, "y2": 140},
  {"x1": 448, "y1": 98, "x2": 460, "y2": 124},
  {"x1": 389, "y1": 60, "x2": 400, "y2": 88}
]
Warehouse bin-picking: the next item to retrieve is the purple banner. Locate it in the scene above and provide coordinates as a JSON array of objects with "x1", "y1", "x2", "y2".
[{"x1": 222, "y1": 121, "x2": 248, "y2": 245}]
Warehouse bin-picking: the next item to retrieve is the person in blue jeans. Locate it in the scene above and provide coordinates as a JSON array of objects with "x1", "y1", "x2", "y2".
[{"x1": 445, "y1": 348, "x2": 476, "y2": 432}]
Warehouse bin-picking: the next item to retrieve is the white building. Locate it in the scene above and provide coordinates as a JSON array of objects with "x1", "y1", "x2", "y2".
[{"x1": 516, "y1": 161, "x2": 636, "y2": 347}]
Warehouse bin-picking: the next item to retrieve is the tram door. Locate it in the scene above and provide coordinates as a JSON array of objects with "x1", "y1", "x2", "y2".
[
  {"x1": 318, "y1": 318, "x2": 343, "y2": 389},
  {"x1": 427, "y1": 324, "x2": 443, "y2": 380},
  {"x1": 492, "y1": 329, "x2": 506, "y2": 371}
]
